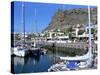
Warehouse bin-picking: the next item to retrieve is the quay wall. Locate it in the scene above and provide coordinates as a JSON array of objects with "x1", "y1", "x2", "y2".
[
  {"x1": 37, "y1": 41, "x2": 97, "y2": 50},
  {"x1": 14, "y1": 40, "x2": 97, "y2": 50}
]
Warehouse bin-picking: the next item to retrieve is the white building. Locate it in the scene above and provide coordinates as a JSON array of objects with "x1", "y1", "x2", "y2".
[{"x1": 75, "y1": 24, "x2": 96, "y2": 39}]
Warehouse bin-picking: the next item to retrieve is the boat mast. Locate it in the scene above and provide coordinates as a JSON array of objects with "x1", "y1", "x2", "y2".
[
  {"x1": 33, "y1": 8, "x2": 37, "y2": 47},
  {"x1": 88, "y1": 5, "x2": 92, "y2": 54},
  {"x1": 22, "y1": 2, "x2": 25, "y2": 46},
  {"x1": 35, "y1": 8, "x2": 38, "y2": 35}
]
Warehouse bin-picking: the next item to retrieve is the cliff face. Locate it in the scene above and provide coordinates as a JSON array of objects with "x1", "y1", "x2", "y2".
[{"x1": 44, "y1": 7, "x2": 97, "y2": 31}]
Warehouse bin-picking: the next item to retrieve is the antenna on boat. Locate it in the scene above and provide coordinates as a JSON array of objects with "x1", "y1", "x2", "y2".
[{"x1": 21, "y1": 2, "x2": 25, "y2": 46}]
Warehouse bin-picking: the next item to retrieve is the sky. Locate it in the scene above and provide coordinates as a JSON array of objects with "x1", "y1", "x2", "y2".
[{"x1": 11, "y1": 1, "x2": 96, "y2": 33}]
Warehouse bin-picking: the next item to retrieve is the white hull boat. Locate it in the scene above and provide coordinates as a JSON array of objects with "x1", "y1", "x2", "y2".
[
  {"x1": 11, "y1": 47, "x2": 28, "y2": 57},
  {"x1": 48, "y1": 5, "x2": 95, "y2": 72}
]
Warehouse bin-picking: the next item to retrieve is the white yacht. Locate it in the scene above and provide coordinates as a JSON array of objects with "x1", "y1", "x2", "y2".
[
  {"x1": 11, "y1": 45, "x2": 28, "y2": 57},
  {"x1": 11, "y1": 3, "x2": 28, "y2": 57},
  {"x1": 48, "y1": 5, "x2": 94, "y2": 71}
]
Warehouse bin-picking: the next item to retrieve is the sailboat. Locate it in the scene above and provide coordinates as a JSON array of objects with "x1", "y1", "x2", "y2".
[
  {"x1": 11, "y1": 2, "x2": 28, "y2": 57},
  {"x1": 48, "y1": 5, "x2": 94, "y2": 71}
]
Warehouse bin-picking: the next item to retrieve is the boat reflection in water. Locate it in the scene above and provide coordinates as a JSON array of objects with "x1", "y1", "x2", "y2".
[{"x1": 11, "y1": 54, "x2": 53, "y2": 74}]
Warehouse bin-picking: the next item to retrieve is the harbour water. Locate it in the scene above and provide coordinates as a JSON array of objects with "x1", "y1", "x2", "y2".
[
  {"x1": 11, "y1": 49, "x2": 68, "y2": 74},
  {"x1": 11, "y1": 47, "x2": 97, "y2": 74},
  {"x1": 11, "y1": 54, "x2": 53, "y2": 73}
]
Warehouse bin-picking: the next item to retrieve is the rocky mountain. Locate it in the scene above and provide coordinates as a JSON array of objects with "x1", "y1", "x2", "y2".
[{"x1": 44, "y1": 7, "x2": 97, "y2": 32}]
